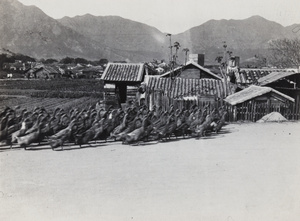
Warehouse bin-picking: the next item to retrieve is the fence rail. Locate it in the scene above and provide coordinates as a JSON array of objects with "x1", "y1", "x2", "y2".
[
  {"x1": 144, "y1": 90, "x2": 300, "y2": 122},
  {"x1": 226, "y1": 102, "x2": 299, "y2": 122}
]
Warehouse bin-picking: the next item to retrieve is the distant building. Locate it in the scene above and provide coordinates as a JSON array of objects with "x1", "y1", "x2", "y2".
[
  {"x1": 82, "y1": 66, "x2": 104, "y2": 78},
  {"x1": 2, "y1": 61, "x2": 26, "y2": 72},
  {"x1": 25, "y1": 64, "x2": 63, "y2": 79}
]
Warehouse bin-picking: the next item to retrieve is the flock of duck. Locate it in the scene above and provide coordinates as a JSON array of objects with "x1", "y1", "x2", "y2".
[{"x1": 0, "y1": 104, "x2": 228, "y2": 150}]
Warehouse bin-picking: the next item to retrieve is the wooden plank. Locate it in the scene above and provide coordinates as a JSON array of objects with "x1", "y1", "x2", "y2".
[
  {"x1": 212, "y1": 80, "x2": 217, "y2": 96},
  {"x1": 192, "y1": 78, "x2": 196, "y2": 96},
  {"x1": 186, "y1": 79, "x2": 190, "y2": 96}
]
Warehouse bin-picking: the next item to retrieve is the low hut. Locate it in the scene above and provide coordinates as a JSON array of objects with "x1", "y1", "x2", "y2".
[
  {"x1": 257, "y1": 70, "x2": 300, "y2": 119},
  {"x1": 101, "y1": 62, "x2": 148, "y2": 106},
  {"x1": 224, "y1": 85, "x2": 294, "y2": 121}
]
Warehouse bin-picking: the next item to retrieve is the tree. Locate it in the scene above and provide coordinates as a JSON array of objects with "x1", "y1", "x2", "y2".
[
  {"x1": 13, "y1": 54, "x2": 36, "y2": 62},
  {"x1": 44, "y1": 58, "x2": 58, "y2": 64},
  {"x1": 0, "y1": 54, "x2": 11, "y2": 70},
  {"x1": 268, "y1": 38, "x2": 300, "y2": 68},
  {"x1": 173, "y1": 41, "x2": 181, "y2": 64},
  {"x1": 166, "y1": 33, "x2": 172, "y2": 64},
  {"x1": 60, "y1": 57, "x2": 75, "y2": 64},
  {"x1": 215, "y1": 56, "x2": 223, "y2": 64},
  {"x1": 75, "y1": 57, "x2": 89, "y2": 64},
  {"x1": 99, "y1": 58, "x2": 108, "y2": 66}
]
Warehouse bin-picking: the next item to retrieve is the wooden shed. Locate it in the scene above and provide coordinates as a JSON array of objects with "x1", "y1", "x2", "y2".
[
  {"x1": 101, "y1": 62, "x2": 147, "y2": 105},
  {"x1": 224, "y1": 85, "x2": 295, "y2": 121},
  {"x1": 257, "y1": 70, "x2": 300, "y2": 119},
  {"x1": 224, "y1": 85, "x2": 294, "y2": 105}
]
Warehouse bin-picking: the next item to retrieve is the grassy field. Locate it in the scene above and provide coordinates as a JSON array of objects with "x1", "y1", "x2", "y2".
[{"x1": 0, "y1": 79, "x2": 105, "y2": 112}]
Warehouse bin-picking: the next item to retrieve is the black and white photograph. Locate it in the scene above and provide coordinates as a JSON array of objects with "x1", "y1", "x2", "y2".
[{"x1": 0, "y1": 0, "x2": 300, "y2": 220}]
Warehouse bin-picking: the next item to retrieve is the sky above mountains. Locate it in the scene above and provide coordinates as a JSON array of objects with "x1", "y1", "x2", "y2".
[{"x1": 18, "y1": 0, "x2": 300, "y2": 34}]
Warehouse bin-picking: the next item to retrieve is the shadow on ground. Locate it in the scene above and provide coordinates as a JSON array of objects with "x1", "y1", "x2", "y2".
[{"x1": 0, "y1": 127, "x2": 234, "y2": 152}]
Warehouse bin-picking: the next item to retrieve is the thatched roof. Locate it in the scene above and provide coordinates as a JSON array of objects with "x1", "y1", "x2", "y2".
[{"x1": 224, "y1": 85, "x2": 294, "y2": 105}]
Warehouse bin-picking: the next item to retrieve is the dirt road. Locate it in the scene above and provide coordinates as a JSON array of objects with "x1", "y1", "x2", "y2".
[{"x1": 1, "y1": 122, "x2": 300, "y2": 221}]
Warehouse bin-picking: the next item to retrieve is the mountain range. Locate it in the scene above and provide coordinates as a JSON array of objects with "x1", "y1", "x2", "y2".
[{"x1": 1, "y1": 0, "x2": 299, "y2": 64}]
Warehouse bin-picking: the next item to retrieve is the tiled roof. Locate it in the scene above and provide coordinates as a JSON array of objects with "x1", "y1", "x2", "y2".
[
  {"x1": 42, "y1": 65, "x2": 61, "y2": 74},
  {"x1": 30, "y1": 62, "x2": 44, "y2": 69},
  {"x1": 160, "y1": 61, "x2": 222, "y2": 80},
  {"x1": 144, "y1": 76, "x2": 234, "y2": 99},
  {"x1": 26, "y1": 64, "x2": 62, "y2": 75},
  {"x1": 235, "y1": 68, "x2": 295, "y2": 85},
  {"x1": 258, "y1": 71, "x2": 298, "y2": 86},
  {"x1": 224, "y1": 85, "x2": 295, "y2": 105},
  {"x1": 101, "y1": 63, "x2": 145, "y2": 82}
]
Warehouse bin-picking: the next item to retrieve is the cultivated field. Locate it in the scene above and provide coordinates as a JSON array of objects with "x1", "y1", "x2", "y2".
[
  {"x1": 1, "y1": 122, "x2": 299, "y2": 221},
  {"x1": 0, "y1": 79, "x2": 105, "y2": 112}
]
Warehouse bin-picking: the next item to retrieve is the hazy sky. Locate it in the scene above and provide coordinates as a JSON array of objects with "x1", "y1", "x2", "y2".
[{"x1": 18, "y1": 0, "x2": 300, "y2": 34}]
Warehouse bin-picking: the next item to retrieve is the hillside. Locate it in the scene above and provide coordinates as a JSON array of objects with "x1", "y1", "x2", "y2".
[
  {"x1": 58, "y1": 14, "x2": 168, "y2": 61},
  {"x1": 0, "y1": 0, "x2": 110, "y2": 60},
  {"x1": 1, "y1": 0, "x2": 299, "y2": 63},
  {"x1": 0, "y1": 0, "x2": 168, "y2": 62},
  {"x1": 173, "y1": 16, "x2": 295, "y2": 63}
]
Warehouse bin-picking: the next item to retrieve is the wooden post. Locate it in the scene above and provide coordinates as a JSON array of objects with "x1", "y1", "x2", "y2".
[
  {"x1": 253, "y1": 101, "x2": 257, "y2": 122},
  {"x1": 233, "y1": 106, "x2": 237, "y2": 122},
  {"x1": 155, "y1": 89, "x2": 162, "y2": 109},
  {"x1": 267, "y1": 95, "x2": 271, "y2": 113},
  {"x1": 149, "y1": 92, "x2": 153, "y2": 111}
]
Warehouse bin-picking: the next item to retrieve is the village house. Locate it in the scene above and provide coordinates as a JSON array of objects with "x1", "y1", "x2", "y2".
[
  {"x1": 82, "y1": 66, "x2": 104, "y2": 78},
  {"x1": 159, "y1": 55, "x2": 222, "y2": 80},
  {"x1": 141, "y1": 54, "x2": 235, "y2": 110},
  {"x1": 2, "y1": 60, "x2": 27, "y2": 72},
  {"x1": 25, "y1": 64, "x2": 64, "y2": 79}
]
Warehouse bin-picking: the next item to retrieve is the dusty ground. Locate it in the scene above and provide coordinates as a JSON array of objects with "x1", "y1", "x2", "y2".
[{"x1": 1, "y1": 122, "x2": 300, "y2": 221}]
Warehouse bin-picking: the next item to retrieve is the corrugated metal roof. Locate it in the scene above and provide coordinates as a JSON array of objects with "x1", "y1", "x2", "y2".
[
  {"x1": 224, "y1": 85, "x2": 295, "y2": 105},
  {"x1": 159, "y1": 61, "x2": 222, "y2": 80},
  {"x1": 258, "y1": 71, "x2": 298, "y2": 86},
  {"x1": 144, "y1": 76, "x2": 234, "y2": 99},
  {"x1": 236, "y1": 68, "x2": 296, "y2": 85},
  {"x1": 101, "y1": 63, "x2": 145, "y2": 82}
]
